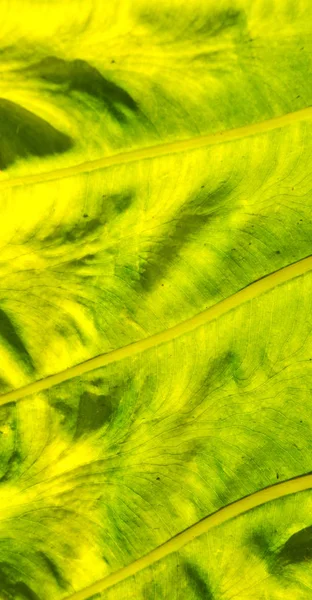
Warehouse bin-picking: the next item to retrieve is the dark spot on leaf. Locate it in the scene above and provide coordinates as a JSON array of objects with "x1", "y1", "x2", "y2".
[
  {"x1": 44, "y1": 192, "x2": 134, "y2": 247},
  {"x1": 0, "y1": 448, "x2": 23, "y2": 482},
  {"x1": 276, "y1": 250, "x2": 281, "y2": 254},
  {"x1": 0, "y1": 563, "x2": 41, "y2": 600},
  {"x1": 199, "y1": 8, "x2": 246, "y2": 37},
  {"x1": 138, "y1": 213, "x2": 212, "y2": 291},
  {"x1": 183, "y1": 562, "x2": 214, "y2": 599},
  {"x1": 140, "y1": 6, "x2": 244, "y2": 40},
  {"x1": 75, "y1": 391, "x2": 115, "y2": 438},
  {"x1": 0, "y1": 98, "x2": 73, "y2": 169},
  {"x1": 0, "y1": 307, "x2": 34, "y2": 371},
  {"x1": 44, "y1": 217, "x2": 103, "y2": 246},
  {"x1": 66, "y1": 218, "x2": 103, "y2": 242},
  {"x1": 278, "y1": 526, "x2": 312, "y2": 565},
  {"x1": 248, "y1": 531, "x2": 273, "y2": 561},
  {"x1": 39, "y1": 552, "x2": 68, "y2": 589},
  {"x1": 52, "y1": 401, "x2": 74, "y2": 429},
  {"x1": 276, "y1": 472, "x2": 279, "y2": 479},
  {"x1": 27, "y1": 56, "x2": 139, "y2": 122},
  {"x1": 109, "y1": 192, "x2": 133, "y2": 214},
  {"x1": 14, "y1": 583, "x2": 41, "y2": 600},
  {"x1": 156, "y1": 477, "x2": 160, "y2": 481},
  {"x1": 137, "y1": 182, "x2": 231, "y2": 292},
  {"x1": 90, "y1": 378, "x2": 105, "y2": 386}
]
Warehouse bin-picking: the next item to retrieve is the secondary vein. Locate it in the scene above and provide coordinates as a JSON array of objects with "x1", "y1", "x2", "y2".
[
  {"x1": 0, "y1": 106, "x2": 311, "y2": 190},
  {"x1": 0, "y1": 253, "x2": 311, "y2": 406},
  {"x1": 63, "y1": 472, "x2": 312, "y2": 600}
]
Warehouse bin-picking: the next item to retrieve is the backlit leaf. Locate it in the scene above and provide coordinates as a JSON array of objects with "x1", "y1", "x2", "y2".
[{"x1": 0, "y1": 0, "x2": 311, "y2": 598}]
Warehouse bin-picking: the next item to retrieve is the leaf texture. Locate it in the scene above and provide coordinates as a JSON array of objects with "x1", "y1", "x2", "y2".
[{"x1": 0, "y1": 0, "x2": 312, "y2": 599}]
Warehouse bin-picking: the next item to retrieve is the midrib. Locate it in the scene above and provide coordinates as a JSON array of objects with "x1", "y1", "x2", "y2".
[
  {"x1": 0, "y1": 106, "x2": 311, "y2": 190},
  {"x1": 63, "y1": 472, "x2": 312, "y2": 600},
  {"x1": 1, "y1": 253, "x2": 312, "y2": 406}
]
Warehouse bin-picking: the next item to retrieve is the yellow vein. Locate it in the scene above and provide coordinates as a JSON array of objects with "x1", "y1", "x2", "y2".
[
  {"x1": 63, "y1": 472, "x2": 312, "y2": 600},
  {"x1": 0, "y1": 107, "x2": 311, "y2": 190},
  {"x1": 1, "y1": 254, "x2": 312, "y2": 406}
]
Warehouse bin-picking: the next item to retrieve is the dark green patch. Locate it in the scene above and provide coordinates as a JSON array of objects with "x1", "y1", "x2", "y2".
[
  {"x1": 0, "y1": 563, "x2": 40, "y2": 600},
  {"x1": 12, "y1": 583, "x2": 40, "y2": 600},
  {"x1": 247, "y1": 527, "x2": 312, "y2": 576},
  {"x1": 38, "y1": 552, "x2": 68, "y2": 589},
  {"x1": 27, "y1": 57, "x2": 138, "y2": 121},
  {"x1": 0, "y1": 449, "x2": 23, "y2": 482},
  {"x1": 196, "y1": 8, "x2": 245, "y2": 37},
  {"x1": 99, "y1": 192, "x2": 134, "y2": 224},
  {"x1": 90, "y1": 378, "x2": 105, "y2": 386},
  {"x1": 277, "y1": 526, "x2": 312, "y2": 566},
  {"x1": 0, "y1": 378, "x2": 11, "y2": 394},
  {"x1": 139, "y1": 6, "x2": 244, "y2": 40},
  {"x1": 66, "y1": 218, "x2": 102, "y2": 242},
  {"x1": 42, "y1": 192, "x2": 134, "y2": 247},
  {"x1": 75, "y1": 391, "x2": 114, "y2": 438},
  {"x1": 190, "y1": 350, "x2": 236, "y2": 413},
  {"x1": 183, "y1": 562, "x2": 214, "y2": 599},
  {"x1": 137, "y1": 182, "x2": 232, "y2": 292},
  {"x1": 0, "y1": 307, "x2": 34, "y2": 371},
  {"x1": 43, "y1": 217, "x2": 103, "y2": 246},
  {"x1": 0, "y1": 98, "x2": 72, "y2": 169},
  {"x1": 51, "y1": 401, "x2": 75, "y2": 432},
  {"x1": 137, "y1": 213, "x2": 211, "y2": 292},
  {"x1": 248, "y1": 531, "x2": 274, "y2": 562},
  {"x1": 106, "y1": 192, "x2": 133, "y2": 214}
]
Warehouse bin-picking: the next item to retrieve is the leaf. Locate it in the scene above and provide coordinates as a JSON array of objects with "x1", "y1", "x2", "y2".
[
  {"x1": 99, "y1": 489, "x2": 312, "y2": 600},
  {"x1": 0, "y1": 0, "x2": 311, "y2": 599}
]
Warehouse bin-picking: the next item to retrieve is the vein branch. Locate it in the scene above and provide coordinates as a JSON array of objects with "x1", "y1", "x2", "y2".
[
  {"x1": 0, "y1": 107, "x2": 311, "y2": 190},
  {"x1": 1, "y1": 254, "x2": 312, "y2": 406},
  {"x1": 63, "y1": 472, "x2": 312, "y2": 600}
]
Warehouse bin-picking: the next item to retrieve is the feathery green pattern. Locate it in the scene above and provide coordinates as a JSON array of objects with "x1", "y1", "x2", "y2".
[
  {"x1": 0, "y1": 0, "x2": 312, "y2": 599},
  {"x1": 101, "y1": 490, "x2": 312, "y2": 600}
]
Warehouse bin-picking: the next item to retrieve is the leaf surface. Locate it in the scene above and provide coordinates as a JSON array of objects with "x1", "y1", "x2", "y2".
[{"x1": 0, "y1": 1, "x2": 312, "y2": 599}]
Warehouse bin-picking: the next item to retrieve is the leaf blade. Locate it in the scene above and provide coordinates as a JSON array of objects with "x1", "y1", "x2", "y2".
[{"x1": 0, "y1": 1, "x2": 312, "y2": 598}]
